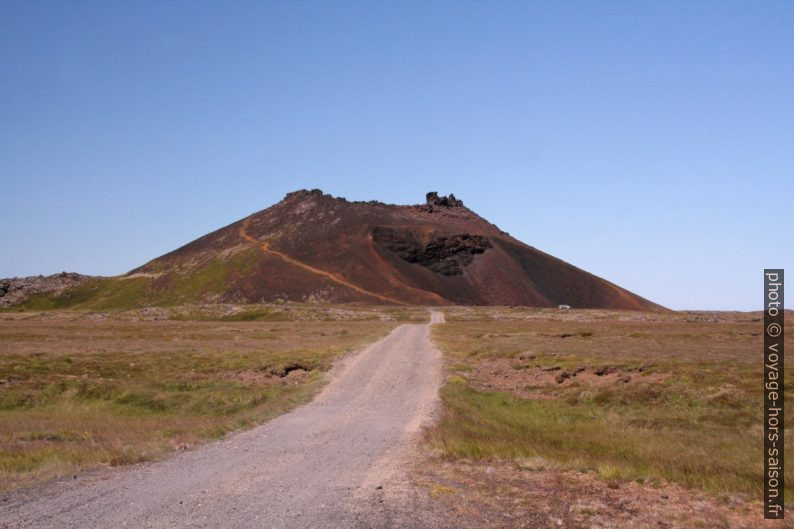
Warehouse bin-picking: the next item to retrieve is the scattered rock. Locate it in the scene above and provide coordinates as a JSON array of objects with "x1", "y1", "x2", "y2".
[
  {"x1": 555, "y1": 371, "x2": 570, "y2": 384},
  {"x1": 138, "y1": 307, "x2": 168, "y2": 321},
  {"x1": 0, "y1": 272, "x2": 96, "y2": 308}
]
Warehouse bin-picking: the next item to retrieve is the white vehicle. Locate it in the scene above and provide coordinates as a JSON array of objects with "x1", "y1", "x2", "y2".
[{"x1": 558, "y1": 304, "x2": 571, "y2": 310}]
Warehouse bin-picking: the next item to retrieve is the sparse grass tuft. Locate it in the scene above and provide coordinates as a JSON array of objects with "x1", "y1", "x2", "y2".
[{"x1": 428, "y1": 482, "x2": 458, "y2": 498}]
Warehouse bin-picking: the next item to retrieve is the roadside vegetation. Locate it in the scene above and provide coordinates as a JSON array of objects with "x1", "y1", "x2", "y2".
[
  {"x1": 0, "y1": 305, "x2": 421, "y2": 491},
  {"x1": 429, "y1": 308, "x2": 793, "y2": 499}
]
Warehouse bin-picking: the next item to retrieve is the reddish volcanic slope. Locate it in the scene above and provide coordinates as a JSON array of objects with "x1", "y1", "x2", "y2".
[{"x1": 131, "y1": 190, "x2": 663, "y2": 310}]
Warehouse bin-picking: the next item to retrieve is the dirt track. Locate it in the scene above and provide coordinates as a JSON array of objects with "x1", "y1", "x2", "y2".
[{"x1": 0, "y1": 312, "x2": 446, "y2": 529}]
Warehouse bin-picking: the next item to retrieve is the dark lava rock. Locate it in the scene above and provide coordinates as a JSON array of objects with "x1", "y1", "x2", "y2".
[
  {"x1": 593, "y1": 366, "x2": 618, "y2": 376},
  {"x1": 426, "y1": 191, "x2": 464, "y2": 208},
  {"x1": 373, "y1": 227, "x2": 490, "y2": 276}
]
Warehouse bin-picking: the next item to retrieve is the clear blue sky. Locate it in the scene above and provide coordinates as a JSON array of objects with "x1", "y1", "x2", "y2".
[{"x1": 1, "y1": 1, "x2": 792, "y2": 310}]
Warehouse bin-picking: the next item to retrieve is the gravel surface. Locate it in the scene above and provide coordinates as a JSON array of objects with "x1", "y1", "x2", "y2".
[{"x1": 0, "y1": 312, "x2": 446, "y2": 529}]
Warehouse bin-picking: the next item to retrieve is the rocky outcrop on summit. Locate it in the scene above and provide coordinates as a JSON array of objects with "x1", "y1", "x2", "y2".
[{"x1": 425, "y1": 192, "x2": 463, "y2": 208}]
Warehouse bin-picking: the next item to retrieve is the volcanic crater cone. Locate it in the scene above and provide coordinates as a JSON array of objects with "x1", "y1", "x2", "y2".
[{"x1": 128, "y1": 190, "x2": 662, "y2": 310}]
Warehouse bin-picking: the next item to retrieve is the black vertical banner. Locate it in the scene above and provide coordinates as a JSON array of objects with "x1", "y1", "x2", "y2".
[{"x1": 764, "y1": 269, "x2": 784, "y2": 519}]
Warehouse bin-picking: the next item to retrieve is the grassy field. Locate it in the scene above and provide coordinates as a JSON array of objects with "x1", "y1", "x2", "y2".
[
  {"x1": 0, "y1": 305, "x2": 421, "y2": 491},
  {"x1": 429, "y1": 307, "x2": 792, "y2": 500}
]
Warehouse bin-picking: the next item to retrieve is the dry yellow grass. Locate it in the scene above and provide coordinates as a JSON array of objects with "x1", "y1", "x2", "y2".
[
  {"x1": 0, "y1": 305, "x2": 417, "y2": 491},
  {"x1": 429, "y1": 307, "x2": 793, "y2": 499}
]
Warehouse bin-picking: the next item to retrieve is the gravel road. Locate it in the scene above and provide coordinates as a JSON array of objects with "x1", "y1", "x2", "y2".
[{"x1": 1, "y1": 312, "x2": 446, "y2": 529}]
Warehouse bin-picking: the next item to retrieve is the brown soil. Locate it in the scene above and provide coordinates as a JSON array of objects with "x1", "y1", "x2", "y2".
[{"x1": 469, "y1": 358, "x2": 668, "y2": 400}]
